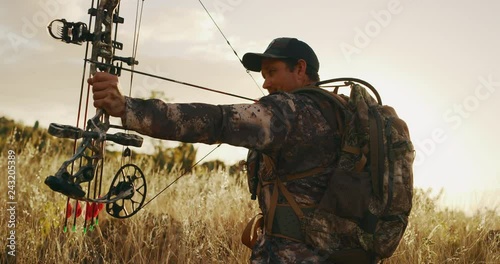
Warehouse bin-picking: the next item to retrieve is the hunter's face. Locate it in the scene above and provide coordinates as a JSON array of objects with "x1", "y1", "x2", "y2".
[{"x1": 260, "y1": 58, "x2": 302, "y2": 94}]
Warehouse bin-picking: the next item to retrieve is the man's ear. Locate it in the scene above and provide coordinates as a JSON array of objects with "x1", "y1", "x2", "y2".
[{"x1": 296, "y1": 59, "x2": 308, "y2": 76}]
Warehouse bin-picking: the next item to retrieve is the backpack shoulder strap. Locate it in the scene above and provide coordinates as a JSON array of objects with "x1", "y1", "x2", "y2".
[{"x1": 293, "y1": 87, "x2": 348, "y2": 135}]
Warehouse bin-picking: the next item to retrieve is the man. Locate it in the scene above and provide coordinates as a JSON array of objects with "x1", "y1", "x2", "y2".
[{"x1": 90, "y1": 37, "x2": 364, "y2": 263}]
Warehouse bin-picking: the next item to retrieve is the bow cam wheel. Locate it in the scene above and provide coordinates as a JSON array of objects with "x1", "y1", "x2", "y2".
[{"x1": 106, "y1": 164, "x2": 147, "y2": 218}]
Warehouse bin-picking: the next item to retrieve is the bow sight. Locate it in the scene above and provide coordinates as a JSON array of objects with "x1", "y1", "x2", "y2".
[
  {"x1": 48, "y1": 19, "x2": 91, "y2": 45},
  {"x1": 47, "y1": 16, "x2": 138, "y2": 76},
  {"x1": 47, "y1": 5, "x2": 124, "y2": 45}
]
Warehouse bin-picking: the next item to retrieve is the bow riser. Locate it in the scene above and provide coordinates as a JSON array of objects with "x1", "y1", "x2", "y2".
[{"x1": 90, "y1": 0, "x2": 120, "y2": 76}]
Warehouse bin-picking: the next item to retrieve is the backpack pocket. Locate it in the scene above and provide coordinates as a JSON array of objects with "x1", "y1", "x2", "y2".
[{"x1": 319, "y1": 169, "x2": 371, "y2": 221}]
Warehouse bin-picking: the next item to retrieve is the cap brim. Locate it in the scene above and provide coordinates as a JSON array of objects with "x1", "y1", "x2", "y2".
[{"x1": 242, "y1": 52, "x2": 288, "y2": 72}]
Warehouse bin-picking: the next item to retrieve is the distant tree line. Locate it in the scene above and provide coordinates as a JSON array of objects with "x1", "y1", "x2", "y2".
[{"x1": 0, "y1": 116, "x2": 245, "y2": 175}]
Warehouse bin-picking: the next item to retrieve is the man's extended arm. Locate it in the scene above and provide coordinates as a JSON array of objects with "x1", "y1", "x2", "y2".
[{"x1": 120, "y1": 95, "x2": 293, "y2": 151}]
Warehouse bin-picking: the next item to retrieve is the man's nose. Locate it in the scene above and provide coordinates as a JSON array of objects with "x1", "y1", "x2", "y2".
[{"x1": 262, "y1": 78, "x2": 271, "y2": 89}]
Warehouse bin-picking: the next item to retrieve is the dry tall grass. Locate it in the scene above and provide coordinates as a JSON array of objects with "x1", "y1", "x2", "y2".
[{"x1": 0, "y1": 137, "x2": 498, "y2": 263}]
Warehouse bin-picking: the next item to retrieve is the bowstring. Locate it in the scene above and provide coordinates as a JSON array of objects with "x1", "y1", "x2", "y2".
[
  {"x1": 67, "y1": 1, "x2": 263, "y2": 211},
  {"x1": 197, "y1": 0, "x2": 265, "y2": 97},
  {"x1": 136, "y1": 1, "x2": 265, "y2": 208}
]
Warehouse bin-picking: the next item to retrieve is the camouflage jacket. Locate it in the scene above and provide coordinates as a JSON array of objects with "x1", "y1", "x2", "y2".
[{"x1": 121, "y1": 89, "x2": 341, "y2": 263}]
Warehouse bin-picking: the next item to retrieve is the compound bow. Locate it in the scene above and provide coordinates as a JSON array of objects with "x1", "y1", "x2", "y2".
[
  {"x1": 44, "y1": 0, "x2": 262, "y2": 230},
  {"x1": 45, "y1": 0, "x2": 147, "y2": 224}
]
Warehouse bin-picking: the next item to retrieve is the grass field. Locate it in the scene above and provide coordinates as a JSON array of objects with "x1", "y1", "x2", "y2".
[{"x1": 0, "y1": 135, "x2": 499, "y2": 263}]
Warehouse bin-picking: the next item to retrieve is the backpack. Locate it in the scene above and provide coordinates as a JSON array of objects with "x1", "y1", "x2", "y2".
[{"x1": 292, "y1": 78, "x2": 415, "y2": 261}]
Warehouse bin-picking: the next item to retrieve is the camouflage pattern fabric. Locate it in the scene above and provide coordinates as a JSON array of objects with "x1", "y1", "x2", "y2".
[
  {"x1": 120, "y1": 89, "x2": 356, "y2": 263},
  {"x1": 250, "y1": 236, "x2": 331, "y2": 263}
]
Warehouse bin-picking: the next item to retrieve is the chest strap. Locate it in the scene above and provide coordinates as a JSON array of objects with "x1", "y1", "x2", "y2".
[{"x1": 260, "y1": 166, "x2": 328, "y2": 241}]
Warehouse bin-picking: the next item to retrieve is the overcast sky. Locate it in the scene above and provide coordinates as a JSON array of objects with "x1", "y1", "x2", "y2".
[{"x1": 1, "y1": 0, "x2": 499, "y2": 211}]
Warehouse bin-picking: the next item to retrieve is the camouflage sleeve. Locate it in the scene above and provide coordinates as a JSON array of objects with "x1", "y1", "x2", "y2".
[
  {"x1": 120, "y1": 97, "x2": 224, "y2": 144},
  {"x1": 120, "y1": 93, "x2": 299, "y2": 151}
]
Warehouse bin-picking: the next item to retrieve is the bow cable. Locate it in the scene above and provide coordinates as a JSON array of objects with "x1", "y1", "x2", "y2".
[
  {"x1": 121, "y1": 0, "x2": 145, "y2": 167},
  {"x1": 140, "y1": 143, "x2": 222, "y2": 209},
  {"x1": 128, "y1": 0, "x2": 145, "y2": 99}
]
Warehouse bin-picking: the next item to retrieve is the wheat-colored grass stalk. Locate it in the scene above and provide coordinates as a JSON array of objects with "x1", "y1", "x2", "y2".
[{"x1": 0, "y1": 139, "x2": 498, "y2": 263}]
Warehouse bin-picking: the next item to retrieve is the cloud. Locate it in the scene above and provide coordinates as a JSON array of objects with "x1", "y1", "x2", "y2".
[
  {"x1": 0, "y1": 1, "x2": 89, "y2": 63},
  {"x1": 126, "y1": 5, "x2": 272, "y2": 64},
  {"x1": 139, "y1": 7, "x2": 223, "y2": 44}
]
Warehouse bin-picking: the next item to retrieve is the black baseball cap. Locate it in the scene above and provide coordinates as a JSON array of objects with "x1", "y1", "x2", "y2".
[{"x1": 242, "y1": 37, "x2": 319, "y2": 73}]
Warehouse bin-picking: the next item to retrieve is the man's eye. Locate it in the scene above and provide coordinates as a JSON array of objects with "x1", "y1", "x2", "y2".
[{"x1": 262, "y1": 69, "x2": 276, "y2": 79}]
